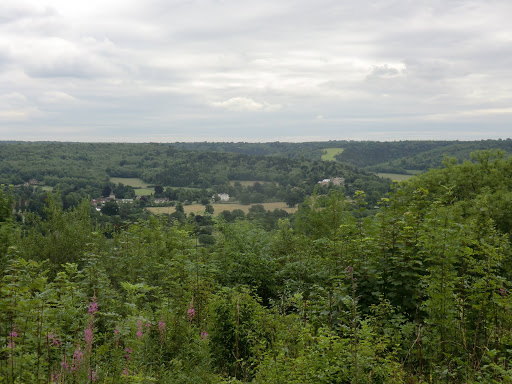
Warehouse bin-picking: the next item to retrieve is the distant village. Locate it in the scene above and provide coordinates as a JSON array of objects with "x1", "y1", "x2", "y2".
[
  {"x1": 317, "y1": 177, "x2": 345, "y2": 186},
  {"x1": 6, "y1": 176, "x2": 345, "y2": 213},
  {"x1": 90, "y1": 192, "x2": 232, "y2": 211},
  {"x1": 90, "y1": 178, "x2": 344, "y2": 211}
]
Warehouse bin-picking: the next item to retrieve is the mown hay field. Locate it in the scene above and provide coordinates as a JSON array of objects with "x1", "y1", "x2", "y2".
[{"x1": 147, "y1": 202, "x2": 297, "y2": 216}]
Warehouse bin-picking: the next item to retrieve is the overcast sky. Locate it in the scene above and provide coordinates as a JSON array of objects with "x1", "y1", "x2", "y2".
[{"x1": 1, "y1": 0, "x2": 511, "y2": 142}]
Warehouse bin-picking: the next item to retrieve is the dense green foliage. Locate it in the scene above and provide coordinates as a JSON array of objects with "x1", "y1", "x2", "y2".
[
  {"x1": 0, "y1": 142, "x2": 389, "y2": 211},
  {"x1": 2, "y1": 148, "x2": 512, "y2": 383},
  {"x1": 365, "y1": 139, "x2": 512, "y2": 173},
  {"x1": 172, "y1": 139, "x2": 512, "y2": 173}
]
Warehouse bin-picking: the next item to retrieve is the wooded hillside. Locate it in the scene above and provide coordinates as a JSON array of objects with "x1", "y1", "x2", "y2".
[{"x1": 1, "y1": 149, "x2": 512, "y2": 382}]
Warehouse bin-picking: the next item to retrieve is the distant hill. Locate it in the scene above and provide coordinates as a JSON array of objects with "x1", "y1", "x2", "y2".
[
  {"x1": 173, "y1": 139, "x2": 512, "y2": 173},
  {"x1": 363, "y1": 140, "x2": 512, "y2": 172}
]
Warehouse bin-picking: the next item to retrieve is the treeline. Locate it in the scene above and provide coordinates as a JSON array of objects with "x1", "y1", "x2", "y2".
[
  {"x1": 1, "y1": 150, "x2": 512, "y2": 382},
  {"x1": 172, "y1": 141, "x2": 327, "y2": 159}
]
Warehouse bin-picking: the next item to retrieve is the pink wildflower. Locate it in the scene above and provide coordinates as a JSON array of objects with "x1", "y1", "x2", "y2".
[
  {"x1": 88, "y1": 299, "x2": 98, "y2": 316},
  {"x1": 88, "y1": 302, "x2": 98, "y2": 315},
  {"x1": 124, "y1": 347, "x2": 133, "y2": 361},
  {"x1": 145, "y1": 322, "x2": 151, "y2": 329},
  {"x1": 71, "y1": 348, "x2": 84, "y2": 372},
  {"x1": 47, "y1": 333, "x2": 61, "y2": 347},
  {"x1": 136, "y1": 320, "x2": 143, "y2": 339},
  {"x1": 84, "y1": 326, "x2": 94, "y2": 347},
  {"x1": 113, "y1": 328, "x2": 120, "y2": 347},
  {"x1": 122, "y1": 368, "x2": 129, "y2": 376},
  {"x1": 61, "y1": 359, "x2": 70, "y2": 371},
  {"x1": 51, "y1": 372, "x2": 60, "y2": 383},
  {"x1": 158, "y1": 320, "x2": 166, "y2": 343},
  {"x1": 187, "y1": 307, "x2": 195, "y2": 321},
  {"x1": 89, "y1": 370, "x2": 99, "y2": 382},
  {"x1": 7, "y1": 328, "x2": 18, "y2": 349},
  {"x1": 201, "y1": 330, "x2": 208, "y2": 341},
  {"x1": 500, "y1": 287, "x2": 507, "y2": 297}
]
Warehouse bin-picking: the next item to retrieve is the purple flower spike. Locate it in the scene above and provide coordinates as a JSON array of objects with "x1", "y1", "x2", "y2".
[{"x1": 88, "y1": 301, "x2": 98, "y2": 315}]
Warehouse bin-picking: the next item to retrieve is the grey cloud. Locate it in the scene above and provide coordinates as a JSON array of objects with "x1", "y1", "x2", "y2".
[
  {"x1": 0, "y1": 0, "x2": 511, "y2": 141},
  {"x1": 367, "y1": 65, "x2": 402, "y2": 79},
  {"x1": 0, "y1": 2, "x2": 58, "y2": 24}
]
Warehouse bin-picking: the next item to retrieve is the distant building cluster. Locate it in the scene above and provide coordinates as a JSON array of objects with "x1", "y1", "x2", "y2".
[
  {"x1": 90, "y1": 193, "x2": 134, "y2": 211},
  {"x1": 91, "y1": 194, "x2": 172, "y2": 211},
  {"x1": 6, "y1": 178, "x2": 40, "y2": 188},
  {"x1": 212, "y1": 193, "x2": 230, "y2": 202},
  {"x1": 153, "y1": 198, "x2": 170, "y2": 204},
  {"x1": 317, "y1": 177, "x2": 345, "y2": 186}
]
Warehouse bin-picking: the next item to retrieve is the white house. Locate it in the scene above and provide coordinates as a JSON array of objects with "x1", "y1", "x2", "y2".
[
  {"x1": 213, "y1": 193, "x2": 230, "y2": 202},
  {"x1": 318, "y1": 177, "x2": 345, "y2": 186}
]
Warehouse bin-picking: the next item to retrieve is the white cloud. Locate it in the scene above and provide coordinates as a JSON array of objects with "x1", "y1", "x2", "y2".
[
  {"x1": 424, "y1": 107, "x2": 512, "y2": 121},
  {"x1": 39, "y1": 91, "x2": 77, "y2": 104},
  {"x1": 0, "y1": 92, "x2": 39, "y2": 121},
  {"x1": 210, "y1": 97, "x2": 281, "y2": 112}
]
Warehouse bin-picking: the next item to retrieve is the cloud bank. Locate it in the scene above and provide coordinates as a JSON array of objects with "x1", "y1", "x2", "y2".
[{"x1": 1, "y1": 0, "x2": 511, "y2": 141}]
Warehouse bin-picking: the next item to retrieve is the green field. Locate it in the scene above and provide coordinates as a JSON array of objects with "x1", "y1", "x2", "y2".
[
  {"x1": 321, "y1": 148, "x2": 344, "y2": 161},
  {"x1": 147, "y1": 202, "x2": 297, "y2": 216},
  {"x1": 134, "y1": 188, "x2": 155, "y2": 196},
  {"x1": 110, "y1": 177, "x2": 150, "y2": 188},
  {"x1": 376, "y1": 173, "x2": 415, "y2": 181}
]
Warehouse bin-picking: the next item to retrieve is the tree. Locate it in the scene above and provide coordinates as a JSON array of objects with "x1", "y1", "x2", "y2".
[
  {"x1": 154, "y1": 185, "x2": 164, "y2": 195},
  {"x1": 0, "y1": 190, "x2": 14, "y2": 270},
  {"x1": 101, "y1": 201, "x2": 119, "y2": 216},
  {"x1": 101, "y1": 185, "x2": 112, "y2": 198},
  {"x1": 205, "y1": 204, "x2": 214, "y2": 215},
  {"x1": 284, "y1": 187, "x2": 306, "y2": 208}
]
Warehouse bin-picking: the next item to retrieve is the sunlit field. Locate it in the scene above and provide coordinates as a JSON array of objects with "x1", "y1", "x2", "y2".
[{"x1": 147, "y1": 202, "x2": 297, "y2": 216}]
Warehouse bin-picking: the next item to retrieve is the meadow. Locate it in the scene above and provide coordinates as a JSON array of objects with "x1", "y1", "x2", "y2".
[
  {"x1": 109, "y1": 177, "x2": 151, "y2": 188},
  {"x1": 321, "y1": 147, "x2": 344, "y2": 161},
  {"x1": 376, "y1": 173, "x2": 415, "y2": 181},
  {"x1": 110, "y1": 177, "x2": 201, "y2": 196},
  {"x1": 134, "y1": 188, "x2": 155, "y2": 196}
]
